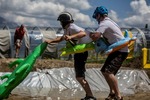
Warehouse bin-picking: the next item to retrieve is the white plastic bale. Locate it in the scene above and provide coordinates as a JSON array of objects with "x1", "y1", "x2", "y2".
[{"x1": 0, "y1": 68, "x2": 150, "y2": 98}]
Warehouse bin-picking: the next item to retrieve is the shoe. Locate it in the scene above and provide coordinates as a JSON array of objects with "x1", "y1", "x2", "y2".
[
  {"x1": 81, "y1": 96, "x2": 97, "y2": 100},
  {"x1": 114, "y1": 96, "x2": 123, "y2": 100},
  {"x1": 105, "y1": 93, "x2": 115, "y2": 100}
]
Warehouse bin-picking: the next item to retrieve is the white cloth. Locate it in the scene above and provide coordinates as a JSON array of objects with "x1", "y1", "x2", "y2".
[
  {"x1": 96, "y1": 17, "x2": 128, "y2": 52},
  {"x1": 64, "y1": 23, "x2": 92, "y2": 44}
]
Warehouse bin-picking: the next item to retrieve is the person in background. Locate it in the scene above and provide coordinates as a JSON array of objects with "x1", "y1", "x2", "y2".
[
  {"x1": 90, "y1": 6, "x2": 128, "y2": 100},
  {"x1": 45, "y1": 12, "x2": 96, "y2": 100},
  {"x1": 14, "y1": 24, "x2": 26, "y2": 58}
]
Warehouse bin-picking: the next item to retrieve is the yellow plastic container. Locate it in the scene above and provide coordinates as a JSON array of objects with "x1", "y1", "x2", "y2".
[{"x1": 142, "y1": 48, "x2": 150, "y2": 68}]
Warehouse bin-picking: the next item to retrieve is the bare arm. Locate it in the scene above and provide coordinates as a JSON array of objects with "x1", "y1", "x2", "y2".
[
  {"x1": 65, "y1": 31, "x2": 86, "y2": 40},
  {"x1": 90, "y1": 32, "x2": 101, "y2": 41},
  {"x1": 45, "y1": 36, "x2": 64, "y2": 44}
]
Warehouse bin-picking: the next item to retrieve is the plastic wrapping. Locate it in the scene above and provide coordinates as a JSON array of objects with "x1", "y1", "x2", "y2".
[{"x1": 0, "y1": 68, "x2": 150, "y2": 99}]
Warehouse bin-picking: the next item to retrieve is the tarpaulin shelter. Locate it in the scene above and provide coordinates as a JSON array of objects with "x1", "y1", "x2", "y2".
[{"x1": 0, "y1": 26, "x2": 58, "y2": 58}]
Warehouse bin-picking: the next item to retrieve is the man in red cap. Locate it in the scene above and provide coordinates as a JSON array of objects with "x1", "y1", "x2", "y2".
[{"x1": 14, "y1": 24, "x2": 26, "y2": 58}]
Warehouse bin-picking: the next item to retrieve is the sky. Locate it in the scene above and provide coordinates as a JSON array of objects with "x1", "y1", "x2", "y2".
[{"x1": 0, "y1": 0, "x2": 150, "y2": 28}]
